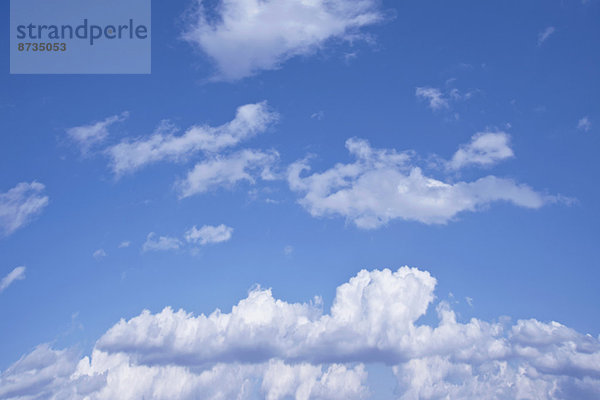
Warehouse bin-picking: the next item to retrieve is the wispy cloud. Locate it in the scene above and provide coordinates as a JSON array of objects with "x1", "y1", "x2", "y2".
[
  {"x1": 538, "y1": 26, "x2": 556, "y2": 46},
  {"x1": 416, "y1": 85, "x2": 479, "y2": 112},
  {"x1": 284, "y1": 245, "x2": 294, "y2": 256},
  {"x1": 185, "y1": 224, "x2": 233, "y2": 245},
  {"x1": 106, "y1": 102, "x2": 278, "y2": 176},
  {"x1": 0, "y1": 182, "x2": 49, "y2": 238},
  {"x1": 416, "y1": 87, "x2": 448, "y2": 110},
  {"x1": 66, "y1": 112, "x2": 128, "y2": 154},
  {"x1": 578, "y1": 116, "x2": 592, "y2": 132},
  {"x1": 182, "y1": 0, "x2": 383, "y2": 81},
  {"x1": 0, "y1": 266, "x2": 26, "y2": 293},
  {"x1": 142, "y1": 233, "x2": 182, "y2": 253},
  {"x1": 176, "y1": 149, "x2": 279, "y2": 198},
  {"x1": 93, "y1": 249, "x2": 107, "y2": 260},
  {"x1": 143, "y1": 224, "x2": 233, "y2": 253}
]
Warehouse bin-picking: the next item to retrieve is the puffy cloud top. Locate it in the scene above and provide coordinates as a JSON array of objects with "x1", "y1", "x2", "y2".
[{"x1": 3, "y1": 266, "x2": 599, "y2": 399}]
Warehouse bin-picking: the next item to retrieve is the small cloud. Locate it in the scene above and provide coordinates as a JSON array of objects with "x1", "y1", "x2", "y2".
[
  {"x1": 66, "y1": 112, "x2": 128, "y2": 154},
  {"x1": 310, "y1": 111, "x2": 325, "y2": 120},
  {"x1": 284, "y1": 245, "x2": 294, "y2": 256},
  {"x1": 466, "y1": 297, "x2": 473, "y2": 307},
  {"x1": 118, "y1": 241, "x2": 131, "y2": 248},
  {"x1": 578, "y1": 116, "x2": 592, "y2": 132},
  {"x1": 343, "y1": 52, "x2": 358, "y2": 64},
  {"x1": 0, "y1": 266, "x2": 26, "y2": 293},
  {"x1": 142, "y1": 233, "x2": 182, "y2": 253},
  {"x1": 185, "y1": 224, "x2": 233, "y2": 245},
  {"x1": 416, "y1": 87, "x2": 448, "y2": 110},
  {"x1": 447, "y1": 131, "x2": 514, "y2": 170},
  {"x1": 0, "y1": 182, "x2": 49, "y2": 238},
  {"x1": 416, "y1": 85, "x2": 478, "y2": 112},
  {"x1": 537, "y1": 26, "x2": 555, "y2": 46},
  {"x1": 93, "y1": 249, "x2": 107, "y2": 260}
]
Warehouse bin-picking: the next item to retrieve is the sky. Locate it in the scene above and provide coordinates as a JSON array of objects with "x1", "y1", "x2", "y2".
[{"x1": 1, "y1": 0, "x2": 599, "y2": 399}]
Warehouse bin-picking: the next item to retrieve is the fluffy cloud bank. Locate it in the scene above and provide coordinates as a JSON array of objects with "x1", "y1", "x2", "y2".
[
  {"x1": 288, "y1": 135, "x2": 554, "y2": 228},
  {"x1": 107, "y1": 102, "x2": 278, "y2": 176},
  {"x1": 182, "y1": 0, "x2": 383, "y2": 81},
  {"x1": 2, "y1": 266, "x2": 599, "y2": 399},
  {"x1": 0, "y1": 182, "x2": 49, "y2": 238}
]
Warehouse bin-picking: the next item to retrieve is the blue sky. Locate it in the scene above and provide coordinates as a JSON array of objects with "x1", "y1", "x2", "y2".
[{"x1": 1, "y1": 0, "x2": 599, "y2": 399}]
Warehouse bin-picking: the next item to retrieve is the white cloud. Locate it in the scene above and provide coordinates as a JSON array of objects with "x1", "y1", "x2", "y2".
[
  {"x1": 185, "y1": 224, "x2": 233, "y2": 245},
  {"x1": 92, "y1": 249, "x2": 107, "y2": 260},
  {"x1": 288, "y1": 137, "x2": 552, "y2": 228},
  {"x1": 578, "y1": 117, "x2": 592, "y2": 132},
  {"x1": 143, "y1": 225, "x2": 233, "y2": 252},
  {"x1": 0, "y1": 266, "x2": 26, "y2": 293},
  {"x1": 465, "y1": 296, "x2": 473, "y2": 307},
  {"x1": 107, "y1": 102, "x2": 278, "y2": 175},
  {"x1": 67, "y1": 112, "x2": 128, "y2": 154},
  {"x1": 142, "y1": 233, "x2": 182, "y2": 253},
  {"x1": 284, "y1": 245, "x2": 294, "y2": 256},
  {"x1": 416, "y1": 86, "x2": 479, "y2": 112},
  {"x1": 3, "y1": 266, "x2": 599, "y2": 399},
  {"x1": 176, "y1": 149, "x2": 279, "y2": 198},
  {"x1": 0, "y1": 347, "x2": 368, "y2": 400},
  {"x1": 0, "y1": 182, "x2": 49, "y2": 238},
  {"x1": 448, "y1": 131, "x2": 514, "y2": 170},
  {"x1": 415, "y1": 87, "x2": 448, "y2": 110},
  {"x1": 118, "y1": 241, "x2": 131, "y2": 248},
  {"x1": 182, "y1": 0, "x2": 383, "y2": 81},
  {"x1": 311, "y1": 111, "x2": 325, "y2": 120},
  {"x1": 538, "y1": 26, "x2": 556, "y2": 46}
]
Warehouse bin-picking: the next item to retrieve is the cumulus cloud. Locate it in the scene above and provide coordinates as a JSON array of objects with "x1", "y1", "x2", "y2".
[
  {"x1": 182, "y1": 0, "x2": 383, "y2": 81},
  {"x1": 2, "y1": 266, "x2": 599, "y2": 399},
  {"x1": 142, "y1": 233, "x2": 182, "y2": 253},
  {"x1": 107, "y1": 102, "x2": 278, "y2": 175},
  {"x1": 288, "y1": 137, "x2": 552, "y2": 228},
  {"x1": 66, "y1": 112, "x2": 128, "y2": 154},
  {"x1": 578, "y1": 117, "x2": 592, "y2": 132},
  {"x1": 118, "y1": 241, "x2": 131, "y2": 248},
  {"x1": 538, "y1": 26, "x2": 556, "y2": 46},
  {"x1": 176, "y1": 149, "x2": 279, "y2": 198},
  {"x1": 185, "y1": 224, "x2": 233, "y2": 245},
  {"x1": 0, "y1": 182, "x2": 49, "y2": 238},
  {"x1": 0, "y1": 346, "x2": 368, "y2": 400},
  {"x1": 0, "y1": 266, "x2": 26, "y2": 293},
  {"x1": 448, "y1": 131, "x2": 514, "y2": 170}
]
